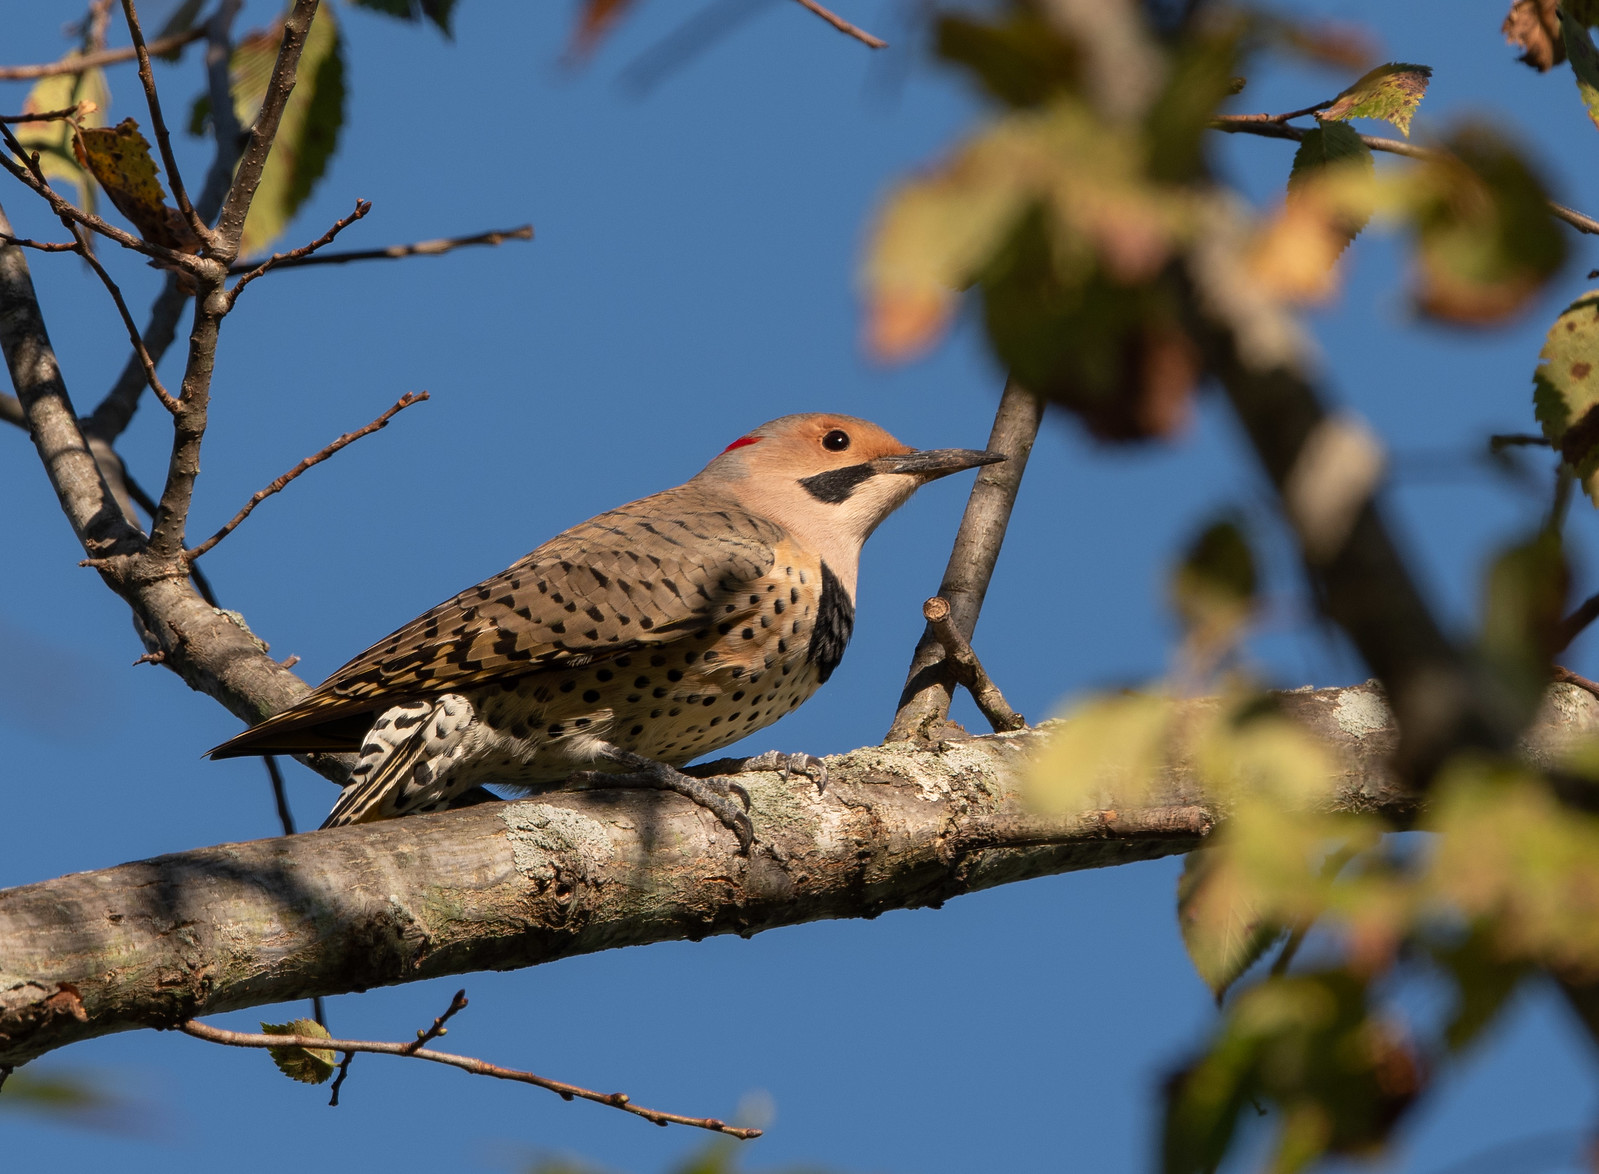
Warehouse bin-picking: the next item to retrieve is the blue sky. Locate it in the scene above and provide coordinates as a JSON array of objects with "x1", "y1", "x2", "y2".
[{"x1": 3, "y1": 1, "x2": 1597, "y2": 1171}]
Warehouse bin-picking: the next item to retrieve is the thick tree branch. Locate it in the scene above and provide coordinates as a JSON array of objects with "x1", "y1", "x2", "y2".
[
  {"x1": 888, "y1": 378, "x2": 1043, "y2": 741},
  {"x1": 3, "y1": 682, "x2": 1593, "y2": 1069}
]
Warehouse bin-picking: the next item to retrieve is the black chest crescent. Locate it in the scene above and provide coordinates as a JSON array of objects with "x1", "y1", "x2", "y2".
[{"x1": 808, "y1": 561, "x2": 855, "y2": 684}]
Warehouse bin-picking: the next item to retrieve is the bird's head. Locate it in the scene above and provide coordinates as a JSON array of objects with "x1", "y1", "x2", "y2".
[{"x1": 699, "y1": 413, "x2": 1003, "y2": 592}]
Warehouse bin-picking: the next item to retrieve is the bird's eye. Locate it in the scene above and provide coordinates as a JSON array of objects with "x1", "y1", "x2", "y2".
[{"x1": 822, "y1": 429, "x2": 850, "y2": 452}]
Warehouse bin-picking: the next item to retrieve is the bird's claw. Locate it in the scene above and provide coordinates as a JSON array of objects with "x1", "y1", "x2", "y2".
[{"x1": 738, "y1": 749, "x2": 828, "y2": 792}]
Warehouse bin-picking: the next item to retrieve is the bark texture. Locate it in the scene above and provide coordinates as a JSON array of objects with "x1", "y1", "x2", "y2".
[{"x1": 4, "y1": 682, "x2": 1595, "y2": 1069}]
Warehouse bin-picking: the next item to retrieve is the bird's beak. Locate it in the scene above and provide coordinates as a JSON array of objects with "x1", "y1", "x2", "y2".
[{"x1": 871, "y1": 448, "x2": 1006, "y2": 481}]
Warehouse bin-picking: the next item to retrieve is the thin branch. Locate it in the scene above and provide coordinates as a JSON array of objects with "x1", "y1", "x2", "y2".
[
  {"x1": 265, "y1": 755, "x2": 296, "y2": 836},
  {"x1": 117, "y1": 0, "x2": 214, "y2": 251},
  {"x1": 919, "y1": 596, "x2": 1025, "y2": 733},
  {"x1": 0, "y1": 107, "x2": 89, "y2": 125},
  {"x1": 0, "y1": 122, "x2": 199, "y2": 267},
  {"x1": 184, "y1": 391, "x2": 428, "y2": 560},
  {"x1": 226, "y1": 199, "x2": 371, "y2": 305},
  {"x1": 888, "y1": 379, "x2": 1043, "y2": 741},
  {"x1": 86, "y1": 273, "x2": 187, "y2": 441},
  {"x1": 0, "y1": 27, "x2": 205, "y2": 81},
  {"x1": 0, "y1": 392, "x2": 24, "y2": 428},
  {"x1": 1554, "y1": 665, "x2": 1599, "y2": 700},
  {"x1": 1220, "y1": 100, "x2": 1333, "y2": 125},
  {"x1": 327, "y1": 1051, "x2": 354, "y2": 1106},
  {"x1": 64, "y1": 224, "x2": 179, "y2": 413},
  {"x1": 1490, "y1": 432, "x2": 1550, "y2": 452},
  {"x1": 789, "y1": 0, "x2": 886, "y2": 48},
  {"x1": 226, "y1": 223, "x2": 534, "y2": 275},
  {"x1": 1559, "y1": 593, "x2": 1599, "y2": 653},
  {"x1": 0, "y1": 234, "x2": 77, "y2": 252},
  {"x1": 401, "y1": 989, "x2": 467, "y2": 1054},
  {"x1": 213, "y1": 0, "x2": 322, "y2": 258},
  {"x1": 175, "y1": 1018, "x2": 761, "y2": 1139},
  {"x1": 1209, "y1": 116, "x2": 1599, "y2": 236}
]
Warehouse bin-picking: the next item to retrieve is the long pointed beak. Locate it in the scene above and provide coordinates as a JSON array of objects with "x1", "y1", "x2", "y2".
[{"x1": 872, "y1": 448, "x2": 1006, "y2": 481}]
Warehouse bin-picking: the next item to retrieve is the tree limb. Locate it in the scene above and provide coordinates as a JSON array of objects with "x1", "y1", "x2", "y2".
[
  {"x1": 888, "y1": 378, "x2": 1043, "y2": 741},
  {"x1": 3, "y1": 682, "x2": 1593, "y2": 1069}
]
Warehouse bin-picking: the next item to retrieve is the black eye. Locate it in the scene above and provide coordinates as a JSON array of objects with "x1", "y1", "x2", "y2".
[{"x1": 822, "y1": 429, "x2": 850, "y2": 452}]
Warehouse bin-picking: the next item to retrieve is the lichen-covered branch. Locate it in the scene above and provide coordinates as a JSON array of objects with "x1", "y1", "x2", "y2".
[{"x1": 4, "y1": 682, "x2": 1594, "y2": 1069}]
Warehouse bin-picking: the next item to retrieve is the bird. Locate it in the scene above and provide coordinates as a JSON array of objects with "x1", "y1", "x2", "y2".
[{"x1": 210, "y1": 413, "x2": 1002, "y2": 849}]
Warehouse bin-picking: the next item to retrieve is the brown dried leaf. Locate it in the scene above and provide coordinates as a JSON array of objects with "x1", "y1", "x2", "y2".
[
  {"x1": 72, "y1": 118, "x2": 201, "y2": 253},
  {"x1": 1504, "y1": 0, "x2": 1562, "y2": 70}
]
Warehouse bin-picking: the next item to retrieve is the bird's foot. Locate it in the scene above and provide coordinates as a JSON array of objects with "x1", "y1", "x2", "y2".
[
  {"x1": 571, "y1": 745, "x2": 754, "y2": 853},
  {"x1": 695, "y1": 749, "x2": 829, "y2": 793}
]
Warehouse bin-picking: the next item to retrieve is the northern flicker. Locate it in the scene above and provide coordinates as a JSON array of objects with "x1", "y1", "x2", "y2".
[{"x1": 210, "y1": 413, "x2": 1001, "y2": 847}]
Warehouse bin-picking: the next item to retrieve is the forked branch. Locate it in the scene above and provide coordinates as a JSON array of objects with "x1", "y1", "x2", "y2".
[{"x1": 227, "y1": 198, "x2": 372, "y2": 305}]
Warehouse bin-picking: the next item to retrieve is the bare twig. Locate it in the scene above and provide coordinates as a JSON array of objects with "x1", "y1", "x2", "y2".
[
  {"x1": 175, "y1": 1018, "x2": 762, "y2": 1138},
  {"x1": 1209, "y1": 116, "x2": 1599, "y2": 237},
  {"x1": 790, "y1": 0, "x2": 886, "y2": 48},
  {"x1": 0, "y1": 234, "x2": 76, "y2": 252},
  {"x1": 888, "y1": 379, "x2": 1043, "y2": 741},
  {"x1": 327, "y1": 1051, "x2": 354, "y2": 1106},
  {"x1": 118, "y1": 0, "x2": 215, "y2": 251},
  {"x1": 0, "y1": 27, "x2": 205, "y2": 81},
  {"x1": 227, "y1": 223, "x2": 534, "y2": 274},
  {"x1": 1490, "y1": 432, "x2": 1551, "y2": 452},
  {"x1": 401, "y1": 989, "x2": 467, "y2": 1054},
  {"x1": 1220, "y1": 100, "x2": 1334, "y2": 124},
  {"x1": 265, "y1": 755, "x2": 296, "y2": 836},
  {"x1": 184, "y1": 391, "x2": 428, "y2": 560},
  {"x1": 87, "y1": 274, "x2": 188, "y2": 440},
  {"x1": 1554, "y1": 665, "x2": 1599, "y2": 700},
  {"x1": 63, "y1": 224, "x2": 179, "y2": 413},
  {"x1": 0, "y1": 393, "x2": 23, "y2": 428},
  {"x1": 227, "y1": 199, "x2": 371, "y2": 305},
  {"x1": 1559, "y1": 594, "x2": 1599, "y2": 653},
  {"x1": 920, "y1": 596, "x2": 1025, "y2": 732},
  {"x1": 213, "y1": 0, "x2": 322, "y2": 258},
  {"x1": 0, "y1": 106, "x2": 89, "y2": 125}
]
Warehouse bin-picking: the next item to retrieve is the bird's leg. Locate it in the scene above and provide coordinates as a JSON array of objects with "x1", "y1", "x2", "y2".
[
  {"x1": 687, "y1": 750, "x2": 829, "y2": 793},
  {"x1": 570, "y1": 743, "x2": 755, "y2": 853}
]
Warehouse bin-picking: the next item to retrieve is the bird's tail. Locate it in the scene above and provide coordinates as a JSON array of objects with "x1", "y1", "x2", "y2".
[{"x1": 320, "y1": 696, "x2": 472, "y2": 828}]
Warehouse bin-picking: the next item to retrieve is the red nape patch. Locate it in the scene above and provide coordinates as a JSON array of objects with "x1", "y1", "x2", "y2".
[{"x1": 722, "y1": 436, "x2": 761, "y2": 453}]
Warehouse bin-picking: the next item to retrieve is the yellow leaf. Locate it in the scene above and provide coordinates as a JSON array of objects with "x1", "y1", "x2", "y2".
[{"x1": 73, "y1": 119, "x2": 201, "y2": 253}]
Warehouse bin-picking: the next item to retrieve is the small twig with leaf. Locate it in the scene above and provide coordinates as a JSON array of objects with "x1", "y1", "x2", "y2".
[
  {"x1": 177, "y1": 1009, "x2": 761, "y2": 1138},
  {"x1": 184, "y1": 390, "x2": 428, "y2": 560}
]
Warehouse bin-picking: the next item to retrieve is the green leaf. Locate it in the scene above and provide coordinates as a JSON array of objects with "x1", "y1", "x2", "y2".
[
  {"x1": 1404, "y1": 123, "x2": 1566, "y2": 323},
  {"x1": 260, "y1": 1018, "x2": 337, "y2": 1084},
  {"x1": 1479, "y1": 531, "x2": 1568, "y2": 725},
  {"x1": 1322, "y1": 62, "x2": 1432, "y2": 137},
  {"x1": 1533, "y1": 290, "x2": 1599, "y2": 471},
  {"x1": 194, "y1": 8, "x2": 346, "y2": 255},
  {"x1": 1170, "y1": 515, "x2": 1257, "y2": 644},
  {"x1": 1561, "y1": 12, "x2": 1599, "y2": 133},
  {"x1": 1178, "y1": 847, "x2": 1283, "y2": 1003},
  {"x1": 1162, "y1": 973, "x2": 1421, "y2": 1174},
  {"x1": 1288, "y1": 122, "x2": 1374, "y2": 199},
  {"x1": 349, "y1": 0, "x2": 458, "y2": 37},
  {"x1": 11, "y1": 59, "x2": 109, "y2": 215},
  {"x1": 935, "y1": 11, "x2": 1081, "y2": 109}
]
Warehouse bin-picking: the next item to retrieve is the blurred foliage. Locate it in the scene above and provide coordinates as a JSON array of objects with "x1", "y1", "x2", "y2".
[{"x1": 0, "y1": 1067, "x2": 145, "y2": 1133}]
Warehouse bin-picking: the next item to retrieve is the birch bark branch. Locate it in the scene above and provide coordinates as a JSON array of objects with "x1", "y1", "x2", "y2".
[{"x1": 4, "y1": 682, "x2": 1595, "y2": 1070}]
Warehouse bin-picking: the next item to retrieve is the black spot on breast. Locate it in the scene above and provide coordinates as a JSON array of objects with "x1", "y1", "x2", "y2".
[{"x1": 807, "y1": 561, "x2": 854, "y2": 684}]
